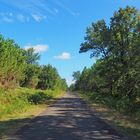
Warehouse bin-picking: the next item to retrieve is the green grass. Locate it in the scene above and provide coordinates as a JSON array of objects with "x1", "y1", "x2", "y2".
[
  {"x1": 0, "y1": 87, "x2": 65, "y2": 138},
  {"x1": 79, "y1": 91, "x2": 140, "y2": 140}
]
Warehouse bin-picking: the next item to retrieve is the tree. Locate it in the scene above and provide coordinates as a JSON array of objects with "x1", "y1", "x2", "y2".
[
  {"x1": 80, "y1": 20, "x2": 110, "y2": 58},
  {"x1": 72, "y1": 71, "x2": 81, "y2": 81},
  {"x1": 20, "y1": 65, "x2": 40, "y2": 88},
  {"x1": 21, "y1": 48, "x2": 40, "y2": 88},
  {"x1": 23, "y1": 48, "x2": 40, "y2": 65},
  {"x1": 58, "y1": 78, "x2": 68, "y2": 91},
  {"x1": 0, "y1": 34, "x2": 67, "y2": 91},
  {"x1": 77, "y1": 6, "x2": 140, "y2": 112},
  {"x1": 37, "y1": 64, "x2": 60, "y2": 90},
  {"x1": 0, "y1": 36, "x2": 26, "y2": 88}
]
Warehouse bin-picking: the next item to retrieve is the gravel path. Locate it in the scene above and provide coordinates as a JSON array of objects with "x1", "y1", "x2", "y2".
[{"x1": 9, "y1": 92, "x2": 131, "y2": 140}]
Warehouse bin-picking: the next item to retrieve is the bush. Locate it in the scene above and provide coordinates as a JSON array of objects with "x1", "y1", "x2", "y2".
[
  {"x1": 116, "y1": 96, "x2": 134, "y2": 113},
  {"x1": 28, "y1": 92, "x2": 53, "y2": 104},
  {"x1": 82, "y1": 91, "x2": 138, "y2": 113},
  {"x1": 0, "y1": 88, "x2": 62, "y2": 119}
]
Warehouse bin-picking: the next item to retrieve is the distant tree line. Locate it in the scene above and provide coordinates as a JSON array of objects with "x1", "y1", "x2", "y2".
[
  {"x1": 0, "y1": 35, "x2": 67, "y2": 90},
  {"x1": 71, "y1": 6, "x2": 140, "y2": 112}
]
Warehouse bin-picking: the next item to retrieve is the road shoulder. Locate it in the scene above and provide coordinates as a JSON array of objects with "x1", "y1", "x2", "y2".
[{"x1": 78, "y1": 92, "x2": 136, "y2": 140}]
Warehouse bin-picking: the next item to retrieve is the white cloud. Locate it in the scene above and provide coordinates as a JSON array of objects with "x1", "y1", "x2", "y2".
[
  {"x1": 54, "y1": 8, "x2": 59, "y2": 14},
  {"x1": 31, "y1": 13, "x2": 46, "y2": 22},
  {"x1": 0, "y1": 12, "x2": 14, "y2": 23},
  {"x1": 17, "y1": 14, "x2": 29, "y2": 22},
  {"x1": 66, "y1": 79, "x2": 75, "y2": 87},
  {"x1": 0, "y1": 12, "x2": 31, "y2": 23},
  {"x1": 24, "y1": 44, "x2": 49, "y2": 53},
  {"x1": 9, "y1": 12, "x2": 13, "y2": 16},
  {"x1": 2, "y1": 17, "x2": 14, "y2": 23},
  {"x1": 54, "y1": 52, "x2": 71, "y2": 60}
]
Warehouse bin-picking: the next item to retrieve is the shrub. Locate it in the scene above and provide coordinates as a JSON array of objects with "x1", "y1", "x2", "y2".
[
  {"x1": 28, "y1": 92, "x2": 52, "y2": 104},
  {"x1": 116, "y1": 96, "x2": 134, "y2": 113}
]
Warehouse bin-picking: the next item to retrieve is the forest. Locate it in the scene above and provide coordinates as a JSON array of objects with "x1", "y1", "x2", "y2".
[
  {"x1": 0, "y1": 35, "x2": 67, "y2": 90},
  {"x1": 0, "y1": 34, "x2": 67, "y2": 122},
  {"x1": 71, "y1": 6, "x2": 140, "y2": 113}
]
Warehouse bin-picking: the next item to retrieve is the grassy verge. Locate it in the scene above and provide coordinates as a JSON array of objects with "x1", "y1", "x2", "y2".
[
  {"x1": 0, "y1": 87, "x2": 65, "y2": 138},
  {"x1": 79, "y1": 91, "x2": 140, "y2": 140}
]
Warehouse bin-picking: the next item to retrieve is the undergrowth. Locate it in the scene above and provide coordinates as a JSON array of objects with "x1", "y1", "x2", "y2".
[{"x1": 0, "y1": 87, "x2": 63, "y2": 120}]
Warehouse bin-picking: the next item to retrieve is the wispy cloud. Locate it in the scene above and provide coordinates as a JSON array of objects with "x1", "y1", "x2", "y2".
[
  {"x1": 31, "y1": 13, "x2": 46, "y2": 22},
  {"x1": 52, "y1": 0, "x2": 79, "y2": 17},
  {"x1": 0, "y1": 0, "x2": 79, "y2": 23},
  {"x1": 54, "y1": 8, "x2": 59, "y2": 14},
  {"x1": 2, "y1": 17, "x2": 14, "y2": 23},
  {"x1": 24, "y1": 44, "x2": 49, "y2": 53},
  {"x1": 9, "y1": 12, "x2": 13, "y2": 16},
  {"x1": 0, "y1": 12, "x2": 30, "y2": 23},
  {"x1": 0, "y1": 0, "x2": 55, "y2": 21},
  {"x1": 54, "y1": 52, "x2": 71, "y2": 60},
  {"x1": 17, "y1": 14, "x2": 30, "y2": 22},
  {"x1": 0, "y1": 12, "x2": 14, "y2": 23}
]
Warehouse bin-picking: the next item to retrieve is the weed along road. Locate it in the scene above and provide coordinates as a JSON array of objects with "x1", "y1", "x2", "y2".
[{"x1": 10, "y1": 92, "x2": 131, "y2": 140}]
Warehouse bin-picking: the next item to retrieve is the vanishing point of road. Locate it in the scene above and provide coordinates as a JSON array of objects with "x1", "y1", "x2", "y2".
[{"x1": 10, "y1": 92, "x2": 132, "y2": 140}]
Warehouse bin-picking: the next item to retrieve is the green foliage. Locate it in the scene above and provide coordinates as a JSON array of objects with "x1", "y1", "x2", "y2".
[
  {"x1": 80, "y1": 20, "x2": 110, "y2": 58},
  {"x1": 0, "y1": 36, "x2": 26, "y2": 88},
  {"x1": 20, "y1": 48, "x2": 40, "y2": 88},
  {"x1": 56, "y1": 78, "x2": 68, "y2": 91},
  {"x1": 69, "y1": 84, "x2": 75, "y2": 91},
  {"x1": 74, "y1": 6, "x2": 140, "y2": 113},
  {"x1": 0, "y1": 88, "x2": 62, "y2": 119},
  {"x1": 28, "y1": 92, "x2": 52, "y2": 104},
  {"x1": 23, "y1": 48, "x2": 40, "y2": 65},
  {"x1": 37, "y1": 64, "x2": 58, "y2": 89},
  {"x1": 72, "y1": 71, "x2": 81, "y2": 81},
  {"x1": 37, "y1": 64, "x2": 67, "y2": 90},
  {"x1": 0, "y1": 34, "x2": 67, "y2": 90},
  {"x1": 21, "y1": 65, "x2": 40, "y2": 88}
]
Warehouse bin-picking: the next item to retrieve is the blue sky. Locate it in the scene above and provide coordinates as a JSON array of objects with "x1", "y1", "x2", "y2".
[{"x1": 0, "y1": 0, "x2": 139, "y2": 85}]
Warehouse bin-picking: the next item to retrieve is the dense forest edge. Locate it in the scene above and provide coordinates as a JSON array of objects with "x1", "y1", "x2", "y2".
[
  {"x1": 0, "y1": 34, "x2": 67, "y2": 137},
  {"x1": 70, "y1": 6, "x2": 140, "y2": 139}
]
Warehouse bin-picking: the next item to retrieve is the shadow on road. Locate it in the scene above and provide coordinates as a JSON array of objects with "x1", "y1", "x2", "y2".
[{"x1": 0, "y1": 94, "x2": 127, "y2": 140}]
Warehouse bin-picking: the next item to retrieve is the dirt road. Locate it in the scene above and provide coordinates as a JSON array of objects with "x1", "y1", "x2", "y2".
[{"x1": 9, "y1": 92, "x2": 131, "y2": 140}]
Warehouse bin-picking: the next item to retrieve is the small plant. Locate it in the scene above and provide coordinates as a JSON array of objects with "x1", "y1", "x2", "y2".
[{"x1": 28, "y1": 92, "x2": 52, "y2": 104}]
